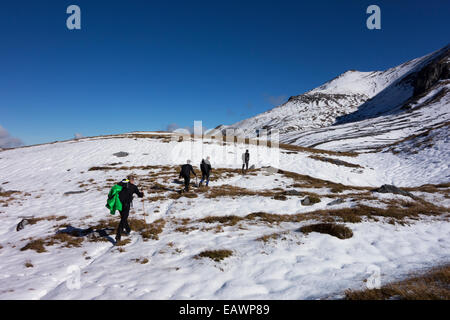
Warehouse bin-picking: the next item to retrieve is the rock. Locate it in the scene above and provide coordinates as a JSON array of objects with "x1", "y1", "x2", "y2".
[
  {"x1": 327, "y1": 198, "x2": 345, "y2": 206},
  {"x1": 249, "y1": 165, "x2": 256, "y2": 170},
  {"x1": 301, "y1": 196, "x2": 321, "y2": 206},
  {"x1": 301, "y1": 197, "x2": 311, "y2": 205},
  {"x1": 113, "y1": 152, "x2": 129, "y2": 158},
  {"x1": 372, "y1": 184, "x2": 415, "y2": 198},
  {"x1": 284, "y1": 190, "x2": 302, "y2": 196},
  {"x1": 262, "y1": 166, "x2": 278, "y2": 174},
  {"x1": 16, "y1": 219, "x2": 30, "y2": 231}
]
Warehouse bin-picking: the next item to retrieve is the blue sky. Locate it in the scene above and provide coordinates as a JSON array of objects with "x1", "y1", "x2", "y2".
[{"x1": 0, "y1": 0, "x2": 449, "y2": 146}]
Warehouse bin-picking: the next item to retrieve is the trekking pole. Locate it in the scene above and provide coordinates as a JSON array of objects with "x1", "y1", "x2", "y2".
[{"x1": 142, "y1": 197, "x2": 147, "y2": 224}]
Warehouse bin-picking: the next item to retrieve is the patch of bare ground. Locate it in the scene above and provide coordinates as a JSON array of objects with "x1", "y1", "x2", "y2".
[
  {"x1": 308, "y1": 155, "x2": 363, "y2": 169},
  {"x1": 88, "y1": 165, "x2": 177, "y2": 172},
  {"x1": 345, "y1": 264, "x2": 450, "y2": 300},
  {"x1": 115, "y1": 238, "x2": 132, "y2": 247},
  {"x1": 20, "y1": 232, "x2": 84, "y2": 253},
  {"x1": 299, "y1": 223, "x2": 353, "y2": 239},
  {"x1": 0, "y1": 190, "x2": 32, "y2": 207},
  {"x1": 141, "y1": 218, "x2": 166, "y2": 241},
  {"x1": 403, "y1": 183, "x2": 450, "y2": 198},
  {"x1": 381, "y1": 121, "x2": 450, "y2": 154},
  {"x1": 175, "y1": 197, "x2": 447, "y2": 234},
  {"x1": 279, "y1": 169, "x2": 370, "y2": 193},
  {"x1": 195, "y1": 249, "x2": 233, "y2": 262},
  {"x1": 256, "y1": 232, "x2": 288, "y2": 242},
  {"x1": 131, "y1": 257, "x2": 149, "y2": 264}
]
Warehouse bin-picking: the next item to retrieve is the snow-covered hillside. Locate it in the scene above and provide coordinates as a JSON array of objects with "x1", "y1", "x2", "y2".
[
  {"x1": 215, "y1": 45, "x2": 449, "y2": 152},
  {"x1": 0, "y1": 133, "x2": 448, "y2": 299}
]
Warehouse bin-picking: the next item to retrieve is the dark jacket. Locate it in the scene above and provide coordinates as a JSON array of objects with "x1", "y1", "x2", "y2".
[
  {"x1": 244, "y1": 152, "x2": 250, "y2": 162},
  {"x1": 179, "y1": 164, "x2": 196, "y2": 178},
  {"x1": 118, "y1": 180, "x2": 143, "y2": 206},
  {"x1": 200, "y1": 159, "x2": 212, "y2": 175}
]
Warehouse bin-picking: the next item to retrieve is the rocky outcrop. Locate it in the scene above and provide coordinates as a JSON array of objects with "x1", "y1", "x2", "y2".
[{"x1": 413, "y1": 54, "x2": 450, "y2": 96}]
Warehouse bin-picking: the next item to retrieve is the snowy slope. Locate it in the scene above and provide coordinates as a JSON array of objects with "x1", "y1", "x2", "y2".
[
  {"x1": 0, "y1": 133, "x2": 448, "y2": 299},
  {"x1": 216, "y1": 45, "x2": 449, "y2": 143}
]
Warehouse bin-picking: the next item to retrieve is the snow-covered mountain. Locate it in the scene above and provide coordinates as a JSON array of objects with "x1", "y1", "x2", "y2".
[{"x1": 216, "y1": 44, "x2": 449, "y2": 151}]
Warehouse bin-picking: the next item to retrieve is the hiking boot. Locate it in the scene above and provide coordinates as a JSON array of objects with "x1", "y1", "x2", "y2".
[{"x1": 115, "y1": 235, "x2": 121, "y2": 243}]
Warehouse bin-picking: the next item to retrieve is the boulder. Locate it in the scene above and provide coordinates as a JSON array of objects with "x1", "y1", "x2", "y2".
[
  {"x1": 372, "y1": 184, "x2": 414, "y2": 198},
  {"x1": 284, "y1": 189, "x2": 302, "y2": 196},
  {"x1": 327, "y1": 198, "x2": 345, "y2": 206},
  {"x1": 113, "y1": 152, "x2": 129, "y2": 158},
  {"x1": 16, "y1": 219, "x2": 31, "y2": 231},
  {"x1": 301, "y1": 196, "x2": 321, "y2": 206}
]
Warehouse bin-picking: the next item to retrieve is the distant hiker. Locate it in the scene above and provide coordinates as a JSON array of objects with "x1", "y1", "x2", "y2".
[
  {"x1": 179, "y1": 160, "x2": 197, "y2": 192},
  {"x1": 199, "y1": 156, "x2": 212, "y2": 187},
  {"x1": 115, "y1": 175, "x2": 144, "y2": 243},
  {"x1": 242, "y1": 150, "x2": 250, "y2": 174}
]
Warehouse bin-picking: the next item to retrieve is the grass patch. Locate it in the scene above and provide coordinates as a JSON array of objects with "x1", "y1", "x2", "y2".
[
  {"x1": 200, "y1": 215, "x2": 243, "y2": 226},
  {"x1": 309, "y1": 155, "x2": 363, "y2": 169},
  {"x1": 131, "y1": 257, "x2": 149, "y2": 264},
  {"x1": 299, "y1": 223, "x2": 353, "y2": 239},
  {"x1": 20, "y1": 239, "x2": 48, "y2": 253},
  {"x1": 25, "y1": 260, "x2": 33, "y2": 268},
  {"x1": 256, "y1": 232, "x2": 285, "y2": 242},
  {"x1": 115, "y1": 238, "x2": 132, "y2": 246},
  {"x1": 141, "y1": 218, "x2": 166, "y2": 241},
  {"x1": 345, "y1": 264, "x2": 450, "y2": 300},
  {"x1": 195, "y1": 249, "x2": 233, "y2": 262}
]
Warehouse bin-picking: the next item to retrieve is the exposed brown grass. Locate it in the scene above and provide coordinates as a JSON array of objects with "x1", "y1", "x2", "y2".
[
  {"x1": 279, "y1": 169, "x2": 370, "y2": 193},
  {"x1": 195, "y1": 249, "x2": 233, "y2": 262},
  {"x1": 131, "y1": 257, "x2": 149, "y2": 264},
  {"x1": 279, "y1": 143, "x2": 358, "y2": 157},
  {"x1": 204, "y1": 184, "x2": 285, "y2": 199},
  {"x1": 200, "y1": 215, "x2": 243, "y2": 226},
  {"x1": 24, "y1": 260, "x2": 33, "y2": 268},
  {"x1": 20, "y1": 239, "x2": 47, "y2": 253},
  {"x1": 299, "y1": 223, "x2": 353, "y2": 239},
  {"x1": 45, "y1": 233, "x2": 84, "y2": 248},
  {"x1": 256, "y1": 232, "x2": 286, "y2": 242},
  {"x1": 115, "y1": 238, "x2": 132, "y2": 246},
  {"x1": 141, "y1": 218, "x2": 166, "y2": 241},
  {"x1": 174, "y1": 226, "x2": 198, "y2": 234},
  {"x1": 169, "y1": 192, "x2": 198, "y2": 199},
  {"x1": 308, "y1": 155, "x2": 363, "y2": 169},
  {"x1": 345, "y1": 264, "x2": 450, "y2": 300},
  {"x1": 88, "y1": 165, "x2": 176, "y2": 172}
]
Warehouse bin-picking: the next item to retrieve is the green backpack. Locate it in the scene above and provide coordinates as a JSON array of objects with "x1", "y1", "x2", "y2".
[{"x1": 106, "y1": 184, "x2": 123, "y2": 215}]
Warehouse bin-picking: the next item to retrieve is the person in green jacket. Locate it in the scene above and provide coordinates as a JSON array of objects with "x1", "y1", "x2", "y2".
[{"x1": 107, "y1": 175, "x2": 144, "y2": 243}]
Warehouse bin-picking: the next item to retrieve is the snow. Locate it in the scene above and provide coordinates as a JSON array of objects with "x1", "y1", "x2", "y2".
[
  {"x1": 0, "y1": 133, "x2": 448, "y2": 300},
  {"x1": 218, "y1": 45, "x2": 449, "y2": 144}
]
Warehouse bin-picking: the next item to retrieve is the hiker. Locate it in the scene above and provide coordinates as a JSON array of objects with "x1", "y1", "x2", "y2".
[
  {"x1": 242, "y1": 149, "x2": 250, "y2": 174},
  {"x1": 199, "y1": 156, "x2": 212, "y2": 187},
  {"x1": 115, "y1": 175, "x2": 144, "y2": 243},
  {"x1": 179, "y1": 160, "x2": 197, "y2": 192}
]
